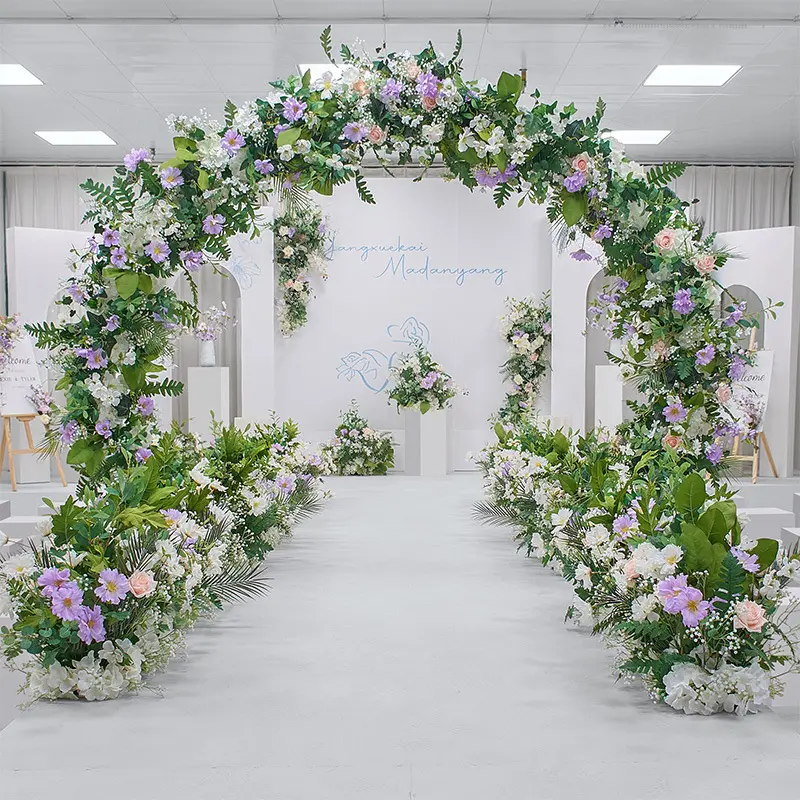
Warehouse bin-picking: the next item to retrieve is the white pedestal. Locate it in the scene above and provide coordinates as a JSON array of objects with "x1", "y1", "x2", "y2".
[
  {"x1": 187, "y1": 367, "x2": 230, "y2": 440},
  {"x1": 595, "y1": 365, "x2": 625, "y2": 430},
  {"x1": 404, "y1": 409, "x2": 448, "y2": 476}
]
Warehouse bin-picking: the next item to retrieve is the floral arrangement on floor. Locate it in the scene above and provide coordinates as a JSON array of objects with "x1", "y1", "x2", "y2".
[
  {"x1": 272, "y1": 205, "x2": 329, "y2": 337},
  {"x1": 497, "y1": 294, "x2": 552, "y2": 421},
  {"x1": 191, "y1": 303, "x2": 234, "y2": 341},
  {"x1": 474, "y1": 417, "x2": 800, "y2": 715},
  {"x1": 322, "y1": 402, "x2": 395, "y2": 475},
  {"x1": 386, "y1": 344, "x2": 462, "y2": 414},
  {"x1": 0, "y1": 419, "x2": 329, "y2": 702}
]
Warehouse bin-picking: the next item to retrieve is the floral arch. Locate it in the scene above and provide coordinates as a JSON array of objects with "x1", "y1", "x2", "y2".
[{"x1": 7, "y1": 29, "x2": 795, "y2": 713}]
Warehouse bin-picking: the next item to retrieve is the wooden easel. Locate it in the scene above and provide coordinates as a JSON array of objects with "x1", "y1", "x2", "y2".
[
  {"x1": 730, "y1": 329, "x2": 776, "y2": 484},
  {"x1": 0, "y1": 414, "x2": 67, "y2": 492}
]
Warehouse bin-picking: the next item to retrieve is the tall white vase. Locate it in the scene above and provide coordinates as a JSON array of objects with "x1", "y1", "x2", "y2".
[
  {"x1": 198, "y1": 339, "x2": 216, "y2": 368},
  {"x1": 404, "y1": 408, "x2": 448, "y2": 476}
]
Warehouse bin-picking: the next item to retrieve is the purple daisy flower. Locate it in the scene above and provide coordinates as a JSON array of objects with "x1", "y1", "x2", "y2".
[
  {"x1": 51, "y1": 582, "x2": 84, "y2": 621},
  {"x1": 695, "y1": 344, "x2": 715, "y2": 366},
  {"x1": 102, "y1": 227, "x2": 120, "y2": 247},
  {"x1": 66, "y1": 283, "x2": 87, "y2": 304},
  {"x1": 123, "y1": 147, "x2": 150, "y2": 172},
  {"x1": 663, "y1": 401, "x2": 688, "y2": 423},
  {"x1": 612, "y1": 511, "x2": 638, "y2": 537},
  {"x1": 342, "y1": 121, "x2": 369, "y2": 142},
  {"x1": 679, "y1": 586, "x2": 711, "y2": 627},
  {"x1": 657, "y1": 574, "x2": 689, "y2": 613},
  {"x1": 110, "y1": 246, "x2": 127, "y2": 267},
  {"x1": 571, "y1": 248, "x2": 593, "y2": 262},
  {"x1": 221, "y1": 128, "x2": 245, "y2": 155},
  {"x1": 593, "y1": 224, "x2": 613, "y2": 241},
  {"x1": 136, "y1": 395, "x2": 155, "y2": 417},
  {"x1": 95, "y1": 419, "x2": 113, "y2": 439},
  {"x1": 145, "y1": 239, "x2": 171, "y2": 263},
  {"x1": 254, "y1": 158, "x2": 274, "y2": 176},
  {"x1": 731, "y1": 546, "x2": 760, "y2": 573},
  {"x1": 672, "y1": 289, "x2": 695, "y2": 315},
  {"x1": 84, "y1": 349, "x2": 108, "y2": 370},
  {"x1": 37, "y1": 567, "x2": 72, "y2": 598},
  {"x1": 135, "y1": 446, "x2": 152, "y2": 463},
  {"x1": 203, "y1": 214, "x2": 224, "y2": 235},
  {"x1": 160, "y1": 166, "x2": 184, "y2": 189},
  {"x1": 95, "y1": 569, "x2": 129, "y2": 605},
  {"x1": 77, "y1": 605, "x2": 106, "y2": 644},
  {"x1": 282, "y1": 97, "x2": 307, "y2": 122},
  {"x1": 563, "y1": 171, "x2": 587, "y2": 193},
  {"x1": 275, "y1": 474, "x2": 295, "y2": 494},
  {"x1": 103, "y1": 314, "x2": 120, "y2": 332},
  {"x1": 179, "y1": 249, "x2": 204, "y2": 272}
]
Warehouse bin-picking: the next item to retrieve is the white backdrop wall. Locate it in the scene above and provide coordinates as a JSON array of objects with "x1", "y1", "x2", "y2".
[{"x1": 275, "y1": 178, "x2": 551, "y2": 468}]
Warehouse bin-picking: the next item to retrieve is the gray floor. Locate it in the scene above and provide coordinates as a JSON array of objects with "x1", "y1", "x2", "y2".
[{"x1": 0, "y1": 475, "x2": 798, "y2": 799}]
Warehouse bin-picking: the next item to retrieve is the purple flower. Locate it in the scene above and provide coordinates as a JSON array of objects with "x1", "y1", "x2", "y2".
[
  {"x1": 724, "y1": 302, "x2": 745, "y2": 327},
  {"x1": 203, "y1": 214, "x2": 224, "y2": 235},
  {"x1": 612, "y1": 511, "x2": 638, "y2": 537},
  {"x1": 571, "y1": 248, "x2": 593, "y2": 262},
  {"x1": 593, "y1": 224, "x2": 613, "y2": 241},
  {"x1": 160, "y1": 166, "x2": 184, "y2": 189},
  {"x1": 51, "y1": 582, "x2": 84, "y2": 621},
  {"x1": 123, "y1": 147, "x2": 149, "y2": 172},
  {"x1": 695, "y1": 344, "x2": 715, "y2": 366},
  {"x1": 95, "y1": 419, "x2": 113, "y2": 439},
  {"x1": 679, "y1": 586, "x2": 711, "y2": 627},
  {"x1": 379, "y1": 78, "x2": 402, "y2": 103},
  {"x1": 84, "y1": 349, "x2": 108, "y2": 370},
  {"x1": 87, "y1": 237, "x2": 99, "y2": 254},
  {"x1": 275, "y1": 474, "x2": 295, "y2": 494},
  {"x1": 729, "y1": 355, "x2": 746, "y2": 381},
  {"x1": 475, "y1": 167, "x2": 500, "y2": 188},
  {"x1": 254, "y1": 158, "x2": 274, "y2": 176},
  {"x1": 672, "y1": 289, "x2": 695, "y2": 315},
  {"x1": 420, "y1": 371, "x2": 438, "y2": 389},
  {"x1": 135, "y1": 447, "x2": 152, "y2": 463},
  {"x1": 273, "y1": 123, "x2": 291, "y2": 136},
  {"x1": 179, "y1": 249, "x2": 204, "y2": 272},
  {"x1": 110, "y1": 246, "x2": 127, "y2": 267},
  {"x1": 37, "y1": 567, "x2": 71, "y2": 598},
  {"x1": 663, "y1": 401, "x2": 688, "y2": 424},
  {"x1": 103, "y1": 315, "x2": 120, "y2": 332},
  {"x1": 282, "y1": 97, "x2": 307, "y2": 122},
  {"x1": 95, "y1": 569, "x2": 129, "y2": 605},
  {"x1": 731, "y1": 546, "x2": 760, "y2": 574},
  {"x1": 706, "y1": 442, "x2": 724, "y2": 465},
  {"x1": 66, "y1": 283, "x2": 87, "y2": 304},
  {"x1": 102, "y1": 227, "x2": 120, "y2": 247},
  {"x1": 342, "y1": 121, "x2": 369, "y2": 142},
  {"x1": 60, "y1": 420, "x2": 79, "y2": 446},
  {"x1": 657, "y1": 574, "x2": 689, "y2": 613},
  {"x1": 221, "y1": 128, "x2": 245, "y2": 155},
  {"x1": 416, "y1": 71, "x2": 438, "y2": 99},
  {"x1": 543, "y1": 321, "x2": 552, "y2": 335},
  {"x1": 136, "y1": 395, "x2": 155, "y2": 417},
  {"x1": 270, "y1": 443, "x2": 285, "y2": 453},
  {"x1": 563, "y1": 171, "x2": 587, "y2": 193},
  {"x1": 145, "y1": 239, "x2": 171, "y2": 263},
  {"x1": 77, "y1": 605, "x2": 106, "y2": 644}
]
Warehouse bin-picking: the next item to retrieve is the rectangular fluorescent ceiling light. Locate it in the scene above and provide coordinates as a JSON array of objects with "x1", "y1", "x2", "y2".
[
  {"x1": 605, "y1": 130, "x2": 671, "y2": 145},
  {"x1": 35, "y1": 130, "x2": 116, "y2": 146},
  {"x1": 645, "y1": 64, "x2": 741, "y2": 86},
  {"x1": 298, "y1": 63, "x2": 343, "y2": 82},
  {"x1": 0, "y1": 64, "x2": 42, "y2": 85}
]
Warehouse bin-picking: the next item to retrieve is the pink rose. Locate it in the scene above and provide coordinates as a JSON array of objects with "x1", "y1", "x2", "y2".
[
  {"x1": 733, "y1": 599, "x2": 766, "y2": 633},
  {"x1": 129, "y1": 570, "x2": 156, "y2": 598},
  {"x1": 352, "y1": 80, "x2": 369, "y2": 97},
  {"x1": 662, "y1": 433, "x2": 682, "y2": 450},
  {"x1": 654, "y1": 229, "x2": 677, "y2": 251},
  {"x1": 368, "y1": 125, "x2": 386, "y2": 145},
  {"x1": 653, "y1": 339, "x2": 669, "y2": 359},
  {"x1": 421, "y1": 95, "x2": 437, "y2": 111},
  {"x1": 694, "y1": 253, "x2": 716, "y2": 275},
  {"x1": 572, "y1": 152, "x2": 590, "y2": 173},
  {"x1": 716, "y1": 384, "x2": 732, "y2": 403},
  {"x1": 529, "y1": 352, "x2": 539, "y2": 362},
  {"x1": 623, "y1": 559, "x2": 639, "y2": 581}
]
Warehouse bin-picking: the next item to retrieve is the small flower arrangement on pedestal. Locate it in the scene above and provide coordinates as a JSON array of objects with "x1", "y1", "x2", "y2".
[
  {"x1": 191, "y1": 303, "x2": 234, "y2": 367},
  {"x1": 322, "y1": 402, "x2": 395, "y2": 475},
  {"x1": 386, "y1": 344, "x2": 462, "y2": 414}
]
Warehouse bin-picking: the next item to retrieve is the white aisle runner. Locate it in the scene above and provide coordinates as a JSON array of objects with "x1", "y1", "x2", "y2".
[{"x1": 0, "y1": 475, "x2": 798, "y2": 799}]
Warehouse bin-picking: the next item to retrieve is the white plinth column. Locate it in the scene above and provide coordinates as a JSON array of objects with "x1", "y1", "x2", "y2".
[
  {"x1": 187, "y1": 367, "x2": 230, "y2": 440},
  {"x1": 594, "y1": 365, "x2": 625, "y2": 430},
  {"x1": 404, "y1": 409, "x2": 448, "y2": 476}
]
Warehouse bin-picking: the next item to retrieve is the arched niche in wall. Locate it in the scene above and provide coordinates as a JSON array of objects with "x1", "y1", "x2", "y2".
[{"x1": 723, "y1": 283, "x2": 765, "y2": 350}]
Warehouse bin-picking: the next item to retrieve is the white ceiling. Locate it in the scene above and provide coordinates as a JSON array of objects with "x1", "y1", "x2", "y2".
[{"x1": 0, "y1": 1, "x2": 798, "y2": 164}]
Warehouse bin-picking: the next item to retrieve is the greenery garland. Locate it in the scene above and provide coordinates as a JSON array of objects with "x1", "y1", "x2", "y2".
[
  {"x1": 496, "y1": 293, "x2": 552, "y2": 421},
  {"x1": 271, "y1": 205, "x2": 330, "y2": 337}
]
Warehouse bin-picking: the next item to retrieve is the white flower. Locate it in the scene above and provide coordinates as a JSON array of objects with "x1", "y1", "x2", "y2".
[
  {"x1": 574, "y1": 563, "x2": 592, "y2": 589},
  {"x1": 2, "y1": 552, "x2": 36, "y2": 579},
  {"x1": 584, "y1": 524, "x2": 610, "y2": 549},
  {"x1": 421, "y1": 123, "x2": 445, "y2": 143},
  {"x1": 631, "y1": 594, "x2": 660, "y2": 623},
  {"x1": 660, "y1": 544, "x2": 683, "y2": 575},
  {"x1": 550, "y1": 508, "x2": 572, "y2": 529}
]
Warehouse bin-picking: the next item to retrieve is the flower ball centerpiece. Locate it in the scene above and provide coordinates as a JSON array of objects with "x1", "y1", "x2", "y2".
[
  {"x1": 386, "y1": 344, "x2": 463, "y2": 414},
  {"x1": 322, "y1": 402, "x2": 395, "y2": 476}
]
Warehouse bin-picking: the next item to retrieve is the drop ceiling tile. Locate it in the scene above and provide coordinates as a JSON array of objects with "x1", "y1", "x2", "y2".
[
  {"x1": 0, "y1": 40, "x2": 110, "y2": 66},
  {"x1": 485, "y1": 22, "x2": 585, "y2": 43},
  {"x1": 94, "y1": 41, "x2": 205, "y2": 67},
  {"x1": 557, "y1": 64, "x2": 651, "y2": 87},
  {"x1": 57, "y1": 0, "x2": 172, "y2": 16},
  {"x1": 384, "y1": 23, "x2": 485, "y2": 46},
  {"x1": 166, "y1": 0, "x2": 279, "y2": 14},
  {"x1": 0, "y1": 0, "x2": 66, "y2": 18},
  {"x1": 383, "y1": 0, "x2": 490, "y2": 17},
  {"x1": 489, "y1": 0, "x2": 598, "y2": 16},
  {"x1": 191, "y1": 42, "x2": 277, "y2": 66},
  {"x1": 698, "y1": 0, "x2": 800, "y2": 21},
  {"x1": 141, "y1": 90, "x2": 227, "y2": 117},
  {"x1": 577, "y1": 25, "x2": 682, "y2": 46},
  {"x1": 31, "y1": 63, "x2": 135, "y2": 92},
  {"x1": 480, "y1": 36, "x2": 577, "y2": 66},
  {"x1": 566, "y1": 40, "x2": 673, "y2": 67},
  {"x1": 209, "y1": 64, "x2": 279, "y2": 93},
  {"x1": 180, "y1": 23, "x2": 278, "y2": 43},
  {"x1": 274, "y1": 0, "x2": 383, "y2": 18},
  {"x1": 594, "y1": 0, "x2": 706, "y2": 16},
  {"x1": 0, "y1": 24, "x2": 89, "y2": 43},
  {"x1": 80, "y1": 24, "x2": 190, "y2": 45},
  {"x1": 717, "y1": 65, "x2": 800, "y2": 95}
]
